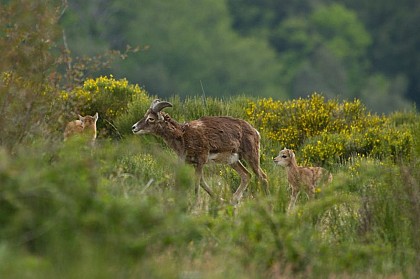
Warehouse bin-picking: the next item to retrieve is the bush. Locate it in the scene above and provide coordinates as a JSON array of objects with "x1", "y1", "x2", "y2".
[
  {"x1": 61, "y1": 75, "x2": 148, "y2": 138},
  {"x1": 0, "y1": 138, "x2": 203, "y2": 277},
  {"x1": 245, "y1": 93, "x2": 414, "y2": 165}
]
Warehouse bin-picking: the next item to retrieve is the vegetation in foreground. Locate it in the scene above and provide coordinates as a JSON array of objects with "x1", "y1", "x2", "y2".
[{"x1": 1, "y1": 87, "x2": 419, "y2": 278}]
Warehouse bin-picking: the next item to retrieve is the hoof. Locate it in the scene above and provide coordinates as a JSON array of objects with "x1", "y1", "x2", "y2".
[{"x1": 230, "y1": 198, "x2": 240, "y2": 206}]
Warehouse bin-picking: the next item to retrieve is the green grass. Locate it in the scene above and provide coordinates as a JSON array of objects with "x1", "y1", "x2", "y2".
[{"x1": 0, "y1": 96, "x2": 419, "y2": 278}]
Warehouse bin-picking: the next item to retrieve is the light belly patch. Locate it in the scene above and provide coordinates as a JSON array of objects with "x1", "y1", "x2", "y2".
[{"x1": 208, "y1": 152, "x2": 239, "y2": 164}]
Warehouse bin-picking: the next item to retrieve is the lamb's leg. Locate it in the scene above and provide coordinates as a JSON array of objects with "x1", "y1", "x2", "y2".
[
  {"x1": 288, "y1": 187, "x2": 299, "y2": 212},
  {"x1": 231, "y1": 161, "x2": 251, "y2": 204}
]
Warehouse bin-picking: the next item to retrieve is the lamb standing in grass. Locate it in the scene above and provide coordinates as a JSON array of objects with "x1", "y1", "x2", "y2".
[{"x1": 273, "y1": 148, "x2": 332, "y2": 211}]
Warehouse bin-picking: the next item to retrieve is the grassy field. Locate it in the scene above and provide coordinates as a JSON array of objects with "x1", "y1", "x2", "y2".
[{"x1": 1, "y1": 93, "x2": 419, "y2": 278}]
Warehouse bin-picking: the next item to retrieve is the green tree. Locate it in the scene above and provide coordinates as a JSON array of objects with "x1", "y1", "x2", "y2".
[
  {"x1": 60, "y1": 0, "x2": 132, "y2": 55},
  {"x1": 62, "y1": 0, "x2": 286, "y2": 99},
  {"x1": 310, "y1": 4, "x2": 371, "y2": 96},
  {"x1": 360, "y1": 74, "x2": 412, "y2": 114},
  {"x1": 339, "y1": 0, "x2": 420, "y2": 106},
  {"x1": 273, "y1": 4, "x2": 371, "y2": 99},
  {"x1": 227, "y1": 0, "x2": 315, "y2": 38},
  {"x1": 0, "y1": 0, "x2": 63, "y2": 149},
  {"x1": 228, "y1": 0, "x2": 420, "y2": 108}
]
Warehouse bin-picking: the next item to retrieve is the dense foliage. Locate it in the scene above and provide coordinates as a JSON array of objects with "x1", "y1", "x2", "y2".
[
  {"x1": 62, "y1": 0, "x2": 285, "y2": 99},
  {"x1": 227, "y1": 0, "x2": 420, "y2": 108},
  {"x1": 1, "y1": 92, "x2": 419, "y2": 278},
  {"x1": 0, "y1": 0, "x2": 63, "y2": 150},
  {"x1": 61, "y1": 0, "x2": 419, "y2": 112}
]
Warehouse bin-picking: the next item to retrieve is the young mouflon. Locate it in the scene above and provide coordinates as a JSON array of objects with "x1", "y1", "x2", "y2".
[
  {"x1": 274, "y1": 148, "x2": 332, "y2": 210},
  {"x1": 64, "y1": 113, "x2": 99, "y2": 142}
]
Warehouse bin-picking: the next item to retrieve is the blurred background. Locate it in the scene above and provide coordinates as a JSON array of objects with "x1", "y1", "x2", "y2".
[{"x1": 57, "y1": 0, "x2": 420, "y2": 113}]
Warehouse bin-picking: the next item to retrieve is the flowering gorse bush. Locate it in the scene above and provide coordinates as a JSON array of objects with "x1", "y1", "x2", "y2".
[
  {"x1": 245, "y1": 93, "x2": 413, "y2": 165},
  {"x1": 62, "y1": 75, "x2": 148, "y2": 137}
]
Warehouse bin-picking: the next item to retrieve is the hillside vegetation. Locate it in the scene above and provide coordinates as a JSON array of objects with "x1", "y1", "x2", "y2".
[
  {"x1": 1, "y1": 77, "x2": 419, "y2": 278},
  {"x1": 1, "y1": 3, "x2": 419, "y2": 277}
]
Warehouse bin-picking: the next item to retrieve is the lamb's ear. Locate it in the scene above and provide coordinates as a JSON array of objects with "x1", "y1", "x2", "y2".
[
  {"x1": 290, "y1": 150, "x2": 295, "y2": 158},
  {"x1": 78, "y1": 114, "x2": 84, "y2": 121},
  {"x1": 94, "y1": 112, "x2": 99, "y2": 121}
]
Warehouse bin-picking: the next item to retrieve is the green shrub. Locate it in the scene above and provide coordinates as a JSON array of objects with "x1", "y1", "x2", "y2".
[
  {"x1": 0, "y1": 1, "x2": 64, "y2": 149},
  {"x1": 0, "y1": 139, "x2": 203, "y2": 277},
  {"x1": 61, "y1": 75, "x2": 148, "y2": 138}
]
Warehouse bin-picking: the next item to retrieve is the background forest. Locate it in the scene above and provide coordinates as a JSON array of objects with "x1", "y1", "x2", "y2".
[
  {"x1": 1, "y1": 1, "x2": 420, "y2": 278},
  {"x1": 62, "y1": 0, "x2": 420, "y2": 113}
]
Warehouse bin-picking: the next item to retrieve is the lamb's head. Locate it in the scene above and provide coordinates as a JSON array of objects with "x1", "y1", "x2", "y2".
[
  {"x1": 273, "y1": 148, "x2": 296, "y2": 167},
  {"x1": 79, "y1": 112, "x2": 98, "y2": 129},
  {"x1": 132, "y1": 99, "x2": 173, "y2": 135}
]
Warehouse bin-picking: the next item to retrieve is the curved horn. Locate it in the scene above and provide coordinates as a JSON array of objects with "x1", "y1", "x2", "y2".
[
  {"x1": 151, "y1": 99, "x2": 173, "y2": 113},
  {"x1": 150, "y1": 99, "x2": 161, "y2": 109}
]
